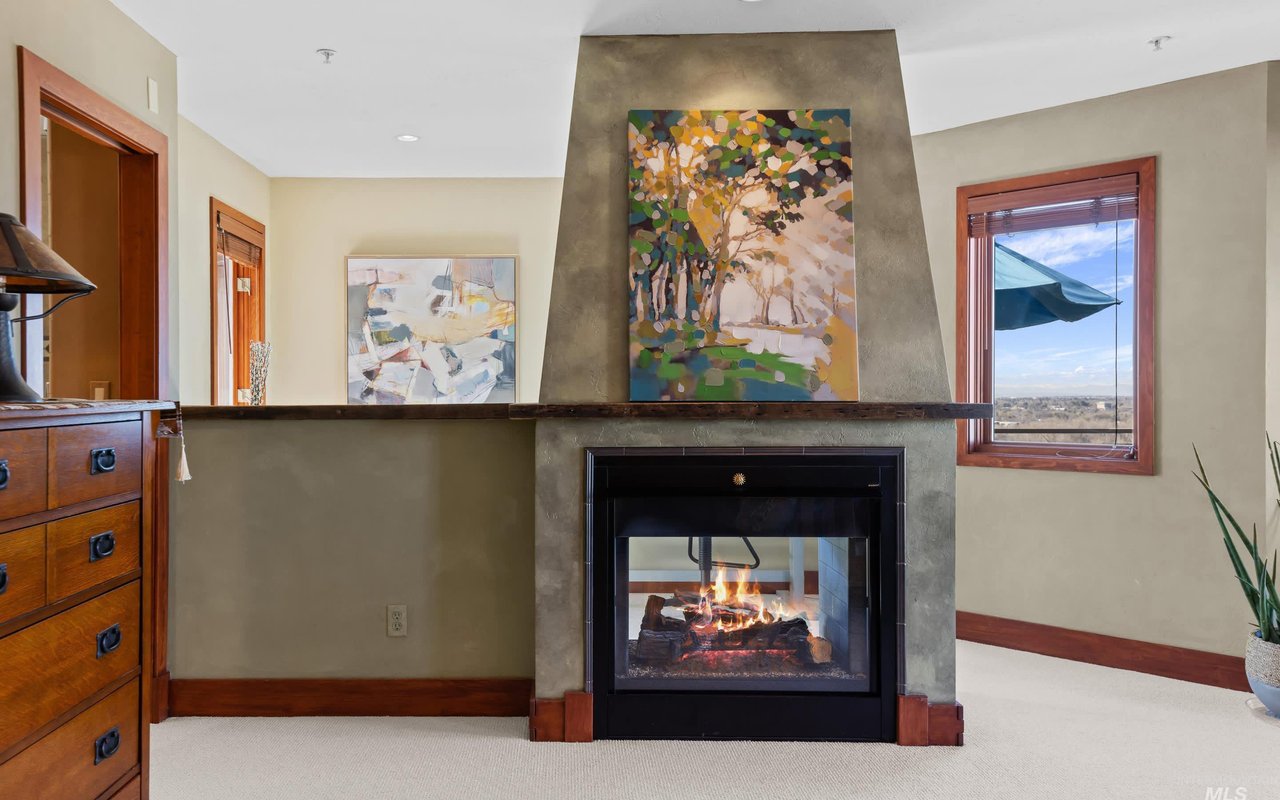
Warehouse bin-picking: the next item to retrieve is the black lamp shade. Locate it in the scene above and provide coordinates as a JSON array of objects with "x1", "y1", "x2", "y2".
[{"x1": 0, "y1": 213, "x2": 96, "y2": 294}]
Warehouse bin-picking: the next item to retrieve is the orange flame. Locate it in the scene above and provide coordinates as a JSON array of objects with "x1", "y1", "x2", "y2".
[{"x1": 688, "y1": 564, "x2": 804, "y2": 634}]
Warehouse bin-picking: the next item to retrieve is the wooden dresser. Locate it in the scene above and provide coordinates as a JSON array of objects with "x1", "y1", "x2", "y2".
[{"x1": 0, "y1": 401, "x2": 172, "y2": 800}]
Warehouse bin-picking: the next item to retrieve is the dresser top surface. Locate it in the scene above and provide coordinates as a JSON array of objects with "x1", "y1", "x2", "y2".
[{"x1": 0, "y1": 400, "x2": 175, "y2": 423}]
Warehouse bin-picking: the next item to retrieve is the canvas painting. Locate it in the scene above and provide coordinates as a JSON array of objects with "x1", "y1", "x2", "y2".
[
  {"x1": 346, "y1": 256, "x2": 516, "y2": 404},
  {"x1": 628, "y1": 109, "x2": 858, "y2": 401}
]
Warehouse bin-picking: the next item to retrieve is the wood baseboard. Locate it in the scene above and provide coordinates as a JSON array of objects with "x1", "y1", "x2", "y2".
[
  {"x1": 956, "y1": 611, "x2": 1248, "y2": 691},
  {"x1": 897, "y1": 694, "x2": 964, "y2": 745},
  {"x1": 529, "y1": 691, "x2": 593, "y2": 742},
  {"x1": 151, "y1": 670, "x2": 171, "y2": 723},
  {"x1": 167, "y1": 678, "x2": 532, "y2": 717}
]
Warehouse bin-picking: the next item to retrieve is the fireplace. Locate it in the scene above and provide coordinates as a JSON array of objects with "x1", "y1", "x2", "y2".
[{"x1": 586, "y1": 448, "x2": 903, "y2": 741}]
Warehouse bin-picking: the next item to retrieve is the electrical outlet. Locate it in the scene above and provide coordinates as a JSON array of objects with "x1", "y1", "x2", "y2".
[{"x1": 387, "y1": 604, "x2": 407, "y2": 637}]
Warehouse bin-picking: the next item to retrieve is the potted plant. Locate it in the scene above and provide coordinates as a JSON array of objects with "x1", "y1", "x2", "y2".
[{"x1": 1194, "y1": 440, "x2": 1280, "y2": 715}]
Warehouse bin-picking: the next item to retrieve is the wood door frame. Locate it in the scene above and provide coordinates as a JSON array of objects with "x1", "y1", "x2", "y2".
[
  {"x1": 209, "y1": 198, "x2": 266, "y2": 405},
  {"x1": 17, "y1": 47, "x2": 173, "y2": 725}
]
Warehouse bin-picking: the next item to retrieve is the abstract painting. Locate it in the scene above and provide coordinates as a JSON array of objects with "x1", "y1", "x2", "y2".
[
  {"x1": 346, "y1": 256, "x2": 516, "y2": 404},
  {"x1": 628, "y1": 109, "x2": 858, "y2": 401}
]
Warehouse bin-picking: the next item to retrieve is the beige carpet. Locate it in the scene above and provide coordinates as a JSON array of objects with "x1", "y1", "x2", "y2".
[{"x1": 151, "y1": 641, "x2": 1280, "y2": 799}]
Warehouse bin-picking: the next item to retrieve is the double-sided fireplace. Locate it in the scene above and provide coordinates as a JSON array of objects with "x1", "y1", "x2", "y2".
[{"x1": 587, "y1": 448, "x2": 903, "y2": 741}]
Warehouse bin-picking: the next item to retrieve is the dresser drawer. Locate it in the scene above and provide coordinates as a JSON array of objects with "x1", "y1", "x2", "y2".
[
  {"x1": 48, "y1": 422, "x2": 141, "y2": 509},
  {"x1": 0, "y1": 679, "x2": 139, "y2": 799},
  {"x1": 0, "y1": 428, "x2": 48, "y2": 519},
  {"x1": 47, "y1": 503, "x2": 140, "y2": 603},
  {"x1": 0, "y1": 582, "x2": 139, "y2": 754},
  {"x1": 0, "y1": 525, "x2": 45, "y2": 625}
]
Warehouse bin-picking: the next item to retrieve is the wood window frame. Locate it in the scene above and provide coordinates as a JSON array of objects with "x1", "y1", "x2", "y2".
[
  {"x1": 955, "y1": 157, "x2": 1156, "y2": 476},
  {"x1": 209, "y1": 198, "x2": 266, "y2": 406}
]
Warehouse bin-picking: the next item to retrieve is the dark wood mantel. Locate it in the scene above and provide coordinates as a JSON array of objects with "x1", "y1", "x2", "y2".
[{"x1": 180, "y1": 402, "x2": 991, "y2": 421}]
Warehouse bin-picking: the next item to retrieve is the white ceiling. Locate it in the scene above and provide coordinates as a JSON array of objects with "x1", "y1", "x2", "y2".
[{"x1": 109, "y1": 0, "x2": 1280, "y2": 178}]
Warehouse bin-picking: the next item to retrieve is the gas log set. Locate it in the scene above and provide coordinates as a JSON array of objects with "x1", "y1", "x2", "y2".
[{"x1": 634, "y1": 567, "x2": 833, "y2": 673}]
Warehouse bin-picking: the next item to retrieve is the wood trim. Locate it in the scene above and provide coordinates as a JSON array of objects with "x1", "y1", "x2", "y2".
[
  {"x1": 209, "y1": 198, "x2": 266, "y2": 406},
  {"x1": 529, "y1": 696, "x2": 565, "y2": 742},
  {"x1": 149, "y1": 414, "x2": 170, "y2": 725},
  {"x1": 896, "y1": 693, "x2": 964, "y2": 746},
  {"x1": 17, "y1": 47, "x2": 170, "y2": 401},
  {"x1": 167, "y1": 678, "x2": 533, "y2": 717},
  {"x1": 928, "y1": 703, "x2": 965, "y2": 746},
  {"x1": 896, "y1": 694, "x2": 929, "y2": 746},
  {"x1": 956, "y1": 611, "x2": 1248, "y2": 691},
  {"x1": 179, "y1": 402, "x2": 993, "y2": 422},
  {"x1": 563, "y1": 691, "x2": 593, "y2": 742},
  {"x1": 955, "y1": 157, "x2": 1156, "y2": 475}
]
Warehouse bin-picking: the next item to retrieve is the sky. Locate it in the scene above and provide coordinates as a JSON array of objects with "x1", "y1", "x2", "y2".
[{"x1": 992, "y1": 220, "x2": 1135, "y2": 398}]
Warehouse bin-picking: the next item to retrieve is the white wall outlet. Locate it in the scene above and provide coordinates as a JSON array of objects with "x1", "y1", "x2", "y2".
[{"x1": 387, "y1": 604, "x2": 407, "y2": 637}]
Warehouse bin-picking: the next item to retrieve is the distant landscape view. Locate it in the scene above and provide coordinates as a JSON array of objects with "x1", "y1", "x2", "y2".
[
  {"x1": 991, "y1": 220, "x2": 1134, "y2": 446},
  {"x1": 993, "y1": 396, "x2": 1133, "y2": 446}
]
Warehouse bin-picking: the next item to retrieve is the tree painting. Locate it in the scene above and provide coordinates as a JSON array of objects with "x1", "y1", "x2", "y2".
[{"x1": 628, "y1": 109, "x2": 858, "y2": 401}]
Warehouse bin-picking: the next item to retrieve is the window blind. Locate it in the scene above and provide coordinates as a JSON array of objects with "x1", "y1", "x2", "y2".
[
  {"x1": 216, "y1": 211, "x2": 264, "y2": 266},
  {"x1": 968, "y1": 173, "x2": 1138, "y2": 237}
]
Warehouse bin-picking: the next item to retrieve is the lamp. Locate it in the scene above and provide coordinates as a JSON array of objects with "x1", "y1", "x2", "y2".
[{"x1": 0, "y1": 212, "x2": 96, "y2": 402}]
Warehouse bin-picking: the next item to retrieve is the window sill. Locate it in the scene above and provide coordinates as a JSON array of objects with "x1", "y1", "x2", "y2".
[{"x1": 957, "y1": 445, "x2": 1153, "y2": 476}]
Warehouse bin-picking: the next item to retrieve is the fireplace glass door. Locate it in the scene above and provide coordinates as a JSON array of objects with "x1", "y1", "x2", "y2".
[{"x1": 613, "y1": 496, "x2": 874, "y2": 694}]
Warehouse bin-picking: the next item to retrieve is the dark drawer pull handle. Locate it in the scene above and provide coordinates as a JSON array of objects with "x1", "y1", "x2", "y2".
[
  {"x1": 0, "y1": 458, "x2": 8, "y2": 489},
  {"x1": 96, "y1": 624, "x2": 122, "y2": 659},
  {"x1": 0, "y1": 563, "x2": 7, "y2": 595},
  {"x1": 89, "y1": 531, "x2": 116, "y2": 562},
  {"x1": 90, "y1": 448, "x2": 117, "y2": 475},
  {"x1": 94, "y1": 727, "x2": 120, "y2": 765}
]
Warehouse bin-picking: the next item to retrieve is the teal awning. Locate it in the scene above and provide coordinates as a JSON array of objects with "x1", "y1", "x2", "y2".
[{"x1": 994, "y1": 242, "x2": 1120, "y2": 330}]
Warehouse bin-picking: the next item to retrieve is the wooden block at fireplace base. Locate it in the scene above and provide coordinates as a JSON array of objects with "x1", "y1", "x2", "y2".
[{"x1": 564, "y1": 692, "x2": 593, "y2": 743}]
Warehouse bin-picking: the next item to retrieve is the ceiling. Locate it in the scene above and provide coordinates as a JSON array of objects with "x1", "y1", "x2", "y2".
[{"x1": 109, "y1": 0, "x2": 1280, "y2": 178}]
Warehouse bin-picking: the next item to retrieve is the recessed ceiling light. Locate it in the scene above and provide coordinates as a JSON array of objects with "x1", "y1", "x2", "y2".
[{"x1": 396, "y1": 134, "x2": 420, "y2": 143}]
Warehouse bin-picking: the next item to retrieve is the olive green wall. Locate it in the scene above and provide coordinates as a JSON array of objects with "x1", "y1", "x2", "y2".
[
  {"x1": 169, "y1": 419, "x2": 535, "y2": 678},
  {"x1": 914, "y1": 65, "x2": 1275, "y2": 657}
]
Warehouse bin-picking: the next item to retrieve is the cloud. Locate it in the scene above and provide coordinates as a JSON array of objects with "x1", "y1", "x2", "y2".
[{"x1": 999, "y1": 222, "x2": 1133, "y2": 267}]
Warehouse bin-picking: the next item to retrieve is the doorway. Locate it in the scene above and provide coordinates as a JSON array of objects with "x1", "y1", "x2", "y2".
[
  {"x1": 210, "y1": 199, "x2": 266, "y2": 405},
  {"x1": 18, "y1": 46, "x2": 169, "y2": 400},
  {"x1": 41, "y1": 117, "x2": 123, "y2": 399}
]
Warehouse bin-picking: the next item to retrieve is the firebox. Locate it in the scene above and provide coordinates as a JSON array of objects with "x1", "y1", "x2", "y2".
[{"x1": 586, "y1": 448, "x2": 902, "y2": 741}]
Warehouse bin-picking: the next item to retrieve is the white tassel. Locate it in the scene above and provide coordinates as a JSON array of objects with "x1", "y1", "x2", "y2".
[{"x1": 175, "y1": 434, "x2": 192, "y2": 483}]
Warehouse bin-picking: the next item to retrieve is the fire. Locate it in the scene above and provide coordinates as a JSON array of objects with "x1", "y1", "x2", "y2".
[{"x1": 688, "y1": 565, "x2": 803, "y2": 634}]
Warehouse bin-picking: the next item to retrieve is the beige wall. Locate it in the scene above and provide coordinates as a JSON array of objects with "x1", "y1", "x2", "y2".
[
  {"x1": 0, "y1": 0, "x2": 180, "y2": 395},
  {"x1": 914, "y1": 66, "x2": 1272, "y2": 657},
  {"x1": 176, "y1": 116, "x2": 271, "y2": 403},
  {"x1": 48, "y1": 124, "x2": 120, "y2": 398},
  {"x1": 267, "y1": 178, "x2": 562, "y2": 404},
  {"x1": 170, "y1": 419, "x2": 535, "y2": 678}
]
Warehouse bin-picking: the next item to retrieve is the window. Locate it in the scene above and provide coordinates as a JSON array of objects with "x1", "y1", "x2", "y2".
[
  {"x1": 210, "y1": 199, "x2": 266, "y2": 405},
  {"x1": 956, "y1": 158, "x2": 1155, "y2": 474}
]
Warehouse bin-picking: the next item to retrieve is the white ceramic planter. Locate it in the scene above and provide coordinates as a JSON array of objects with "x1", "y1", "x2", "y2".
[{"x1": 1245, "y1": 631, "x2": 1280, "y2": 715}]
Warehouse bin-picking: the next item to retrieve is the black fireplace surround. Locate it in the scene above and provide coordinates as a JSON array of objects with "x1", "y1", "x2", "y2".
[{"x1": 586, "y1": 448, "x2": 903, "y2": 741}]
